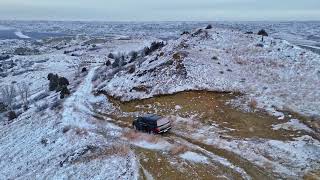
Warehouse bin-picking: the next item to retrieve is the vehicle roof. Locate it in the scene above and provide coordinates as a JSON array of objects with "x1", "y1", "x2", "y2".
[{"x1": 140, "y1": 114, "x2": 162, "y2": 122}]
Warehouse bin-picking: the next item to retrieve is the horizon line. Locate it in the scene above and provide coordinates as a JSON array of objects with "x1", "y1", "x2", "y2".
[{"x1": 1, "y1": 19, "x2": 320, "y2": 23}]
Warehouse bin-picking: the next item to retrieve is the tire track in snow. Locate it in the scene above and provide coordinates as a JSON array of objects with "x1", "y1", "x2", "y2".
[
  {"x1": 62, "y1": 66, "x2": 99, "y2": 128},
  {"x1": 95, "y1": 112, "x2": 256, "y2": 179}
]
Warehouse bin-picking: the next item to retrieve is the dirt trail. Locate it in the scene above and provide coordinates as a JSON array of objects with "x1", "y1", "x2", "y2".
[
  {"x1": 96, "y1": 110, "x2": 274, "y2": 179},
  {"x1": 92, "y1": 90, "x2": 320, "y2": 179}
]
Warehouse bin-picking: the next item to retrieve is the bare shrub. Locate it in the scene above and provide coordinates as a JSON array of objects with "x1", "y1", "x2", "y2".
[
  {"x1": 142, "y1": 41, "x2": 165, "y2": 56},
  {"x1": 262, "y1": 161, "x2": 274, "y2": 171},
  {"x1": 129, "y1": 51, "x2": 138, "y2": 62},
  {"x1": 1, "y1": 84, "x2": 16, "y2": 110},
  {"x1": 192, "y1": 29, "x2": 203, "y2": 36},
  {"x1": 173, "y1": 53, "x2": 181, "y2": 60},
  {"x1": 181, "y1": 31, "x2": 190, "y2": 35},
  {"x1": 74, "y1": 144, "x2": 130, "y2": 164},
  {"x1": 106, "y1": 144, "x2": 130, "y2": 156},
  {"x1": 149, "y1": 41, "x2": 165, "y2": 52},
  {"x1": 128, "y1": 65, "x2": 135, "y2": 74},
  {"x1": 190, "y1": 119, "x2": 201, "y2": 129},
  {"x1": 74, "y1": 127, "x2": 89, "y2": 136},
  {"x1": 234, "y1": 56, "x2": 248, "y2": 65},
  {"x1": 249, "y1": 99, "x2": 258, "y2": 110},
  {"x1": 0, "y1": 102, "x2": 6, "y2": 112},
  {"x1": 108, "y1": 53, "x2": 115, "y2": 59},
  {"x1": 18, "y1": 82, "x2": 30, "y2": 110},
  {"x1": 173, "y1": 51, "x2": 188, "y2": 61},
  {"x1": 7, "y1": 110, "x2": 17, "y2": 121},
  {"x1": 112, "y1": 57, "x2": 120, "y2": 68},
  {"x1": 106, "y1": 60, "x2": 111, "y2": 66}
]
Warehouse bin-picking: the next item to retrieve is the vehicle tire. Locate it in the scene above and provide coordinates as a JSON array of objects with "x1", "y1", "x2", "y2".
[{"x1": 132, "y1": 122, "x2": 137, "y2": 130}]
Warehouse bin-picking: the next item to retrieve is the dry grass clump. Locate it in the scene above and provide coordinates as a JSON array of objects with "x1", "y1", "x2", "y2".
[
  {"x1": 172, "y1": 116, "x2": 202, "y2": 131},
  {"x1": 122, "y1": 129, "x2": 159, "y2": 143},
  {"x1": 184, "y1": 119, "x2": 202, "y2": 130},
  {"x1": 249, "y1": 98, "x2": 258, "y2": 110},
  {"x1": 123, "y1": 130, "x2": 141, "y2": 140},
  {"x1": 102, "y1": 144, "x2": 130, "y2": 157},
  {"x1": 169, "y1": 145, "x2": 189, "y2": 155},
  {"x1": 234, "y1": 55, "x2": 249, "y2": 65},
  {"x1": 142, "y1": 133, "x2": 160, "y2": 143},
  {"x1": 173, "y1": 52, "x2": 181, "y2": 61},
  {"x1": 190, "y1": 120, "x2": 201, "y2": 129},
  {"x1": 73, "y1": 144, "x2": 130, "y2": 164},
  {"x1": 303, "y1": 170, "x2": 320, "y2": 180},
  {"x1": 262, "y1": 161, "x2": 274, "y2": 171},
  {"x1": 74, "y1": 127, "x2": 89, "y2": 136}
]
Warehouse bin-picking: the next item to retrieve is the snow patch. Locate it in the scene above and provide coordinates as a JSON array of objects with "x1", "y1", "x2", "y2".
[
  {"x1": 62, "y1": 66, "x2": 98, "y2": 128},
  {"x1": 14, "y1": 31, "x2": 30, "y2": 39},
  {"x1": 132, "y1": 140, "x2": 172, "y2": 151},
  {"x1": 180, "y1": 151, "x2": 209, "y2": 164},
  {"x1": 272, "y1": 119, "x2": 314, "y2": 132},
  {"x1": 175, "y1": 105, "x2": 182, "y2": 110}
]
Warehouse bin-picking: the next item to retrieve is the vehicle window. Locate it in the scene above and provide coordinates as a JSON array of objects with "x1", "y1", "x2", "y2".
[{"x1": 157, "y1": 118, "x2": 170, "y2": 126}]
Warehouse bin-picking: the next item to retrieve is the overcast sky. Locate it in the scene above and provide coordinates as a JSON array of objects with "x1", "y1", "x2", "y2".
[{"x1": 0, "y1": 0, "x2": 319, "y2": 21}]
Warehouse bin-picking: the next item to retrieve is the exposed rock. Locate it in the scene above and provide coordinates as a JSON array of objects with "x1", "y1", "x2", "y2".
[
  {"x1": 131, "y1": 85, "x2": 151, "y2": 92},
  {"x1": 205, "y1": 24, "x2": 213, "y2": 29},
  {"x1": 128, "y1": 65, "x2": 135, "y2": 74}
]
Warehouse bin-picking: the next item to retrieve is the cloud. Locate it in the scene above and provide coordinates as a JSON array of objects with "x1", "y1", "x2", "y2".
[{"x1": 0, "y1": 0, "x2": 319, "y2": 21}]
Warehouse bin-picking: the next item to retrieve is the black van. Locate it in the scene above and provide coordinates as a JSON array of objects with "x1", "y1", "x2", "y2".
[{"x1": 132, "y1": 114, "x2": 171, "y2": 134}]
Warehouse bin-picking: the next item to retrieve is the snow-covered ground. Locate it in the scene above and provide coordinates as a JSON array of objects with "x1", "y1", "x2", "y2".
[
  {"x1": 14, "y1": 31, "x2": 31, "y2": 39},
  {"x1": 0, "y1": 64, "x2": 139, "y2": 179},
  {"x1": 1, "y1": 21, "x2": 320, "y2": 179},
  {"x1": 272, "y1": 119, "x2": 314, "y2": 132},
  {"x1": 0, "y1": 34, "x2": 150, "y2": 179},
  {"x1": 99, "y1": 26, "x2": 320, "y2": 117},
  {"x1": 180, "y1": 151, "x2": 209, "y2": 164},
  {"x1": 170, "y1": 115, "x2": 320, "y2": 178}
]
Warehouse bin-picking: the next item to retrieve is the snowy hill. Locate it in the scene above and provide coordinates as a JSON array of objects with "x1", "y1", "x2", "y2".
[
  {"x1": 97, "y1": 27, "x2": 320, "y2": 117},
  {"x1": 0, "y1": 22, "x2": 320, "y2": 179}
]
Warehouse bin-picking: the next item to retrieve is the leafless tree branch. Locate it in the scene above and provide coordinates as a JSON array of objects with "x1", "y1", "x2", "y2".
[
  {"x1": 0, "y1": 84, "x2": 16, "y2": 110},
  {"x1": 18, "y1": 82, "x2": 30, "y2": 110}
]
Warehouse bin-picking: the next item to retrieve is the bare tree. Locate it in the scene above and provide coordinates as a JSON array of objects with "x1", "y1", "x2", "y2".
[
  {"x1": 18, "y1": 82, "x2": 30, "y2": 110},
  {"x1": 258, "y1": 29, "x2": 268, "y2": 42},
  {"x1": 1, "y1": 84, "x2": 16, "y2": 110}
]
